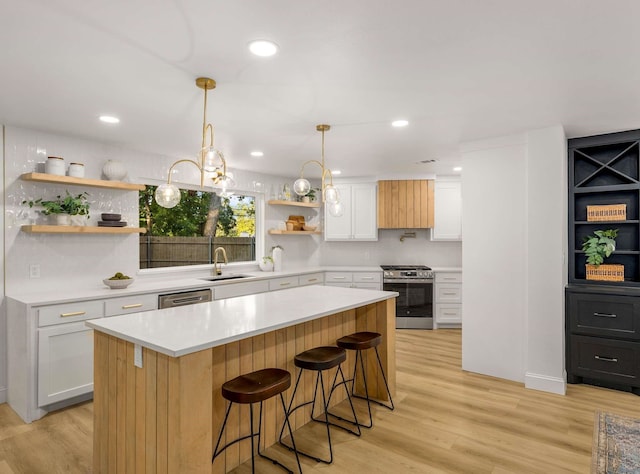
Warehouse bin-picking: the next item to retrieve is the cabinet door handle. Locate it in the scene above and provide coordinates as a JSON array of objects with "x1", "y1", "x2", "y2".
[
  {"x1": 593, "y1": 312, "x2": 617, "y2": 318},
  {"x1": 594, "y1": 355, "x2": 618, "y2": 363},
  {"x1": 280, "y1": 282, "x2": 291, "y2": 286},
  {"x1": 122, "y1": 303, "x2": 143, "y2": 309},
  {"x1": 60, "y1": 311, "x2": 86, "y2": 318}
]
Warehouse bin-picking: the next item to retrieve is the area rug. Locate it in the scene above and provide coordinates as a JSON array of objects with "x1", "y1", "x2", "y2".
[{"x1": 592, "y1": 411, "x2": 640, "y2": 473}]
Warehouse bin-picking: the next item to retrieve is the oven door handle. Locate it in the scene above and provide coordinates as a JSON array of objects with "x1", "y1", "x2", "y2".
[{"x1": 384, "y1": 279, "x2": 433, "y2": 284}]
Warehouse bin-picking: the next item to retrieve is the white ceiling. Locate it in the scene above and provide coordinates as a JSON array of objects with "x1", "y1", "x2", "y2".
[{"x1": 2, "y1": 0, "x2": 640, "y2": 179}]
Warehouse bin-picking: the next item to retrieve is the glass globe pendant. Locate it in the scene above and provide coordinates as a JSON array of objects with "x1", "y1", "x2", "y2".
[
  {"x1": 324, "y1": 184, "x2": 339, "y2": 204},
  {"x1": 293, "y1": 178, "x2": 311, "y2": 196},
  {"x1": 155, "y1": 183, "x2": 181, "y2": 208},
  {"x1": 327, "y1": 201, "x2": 343, "y2": 217}
]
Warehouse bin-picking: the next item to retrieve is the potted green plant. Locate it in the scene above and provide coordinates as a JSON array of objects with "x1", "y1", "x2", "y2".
[
  {"x1": 300, "y1": 187, "x2": 319, "y2": 203},
  {"x1": 582, "y1": 229, "x2": 623, "y2": 281},
  {"x1": 259, "y1": 255, "x2": 274, "y2": 272},
  {"x1": 23, "y1": 191, "x2": 90, "y2": 225}
]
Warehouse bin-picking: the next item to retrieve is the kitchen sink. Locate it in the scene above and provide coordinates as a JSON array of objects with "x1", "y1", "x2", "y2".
[{"x1": 200, "y1": 274, "x2": 253, "y2": 282}]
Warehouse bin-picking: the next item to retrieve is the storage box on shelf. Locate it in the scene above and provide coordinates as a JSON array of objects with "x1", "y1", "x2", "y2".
[
  {"x1": 566, "y1": 129, "x2": 640, "y2": 394},
  {"x1": 267, "y1": 199, "x2": 321, "y2": 235}
]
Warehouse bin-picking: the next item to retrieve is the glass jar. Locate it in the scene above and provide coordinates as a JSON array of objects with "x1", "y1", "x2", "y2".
[
  {"x1": 45, "y1": 156, "x2": 65, "y2": 176},
  {"x1": 68, "y1": 162, "x2": 85, "y2": 178}
]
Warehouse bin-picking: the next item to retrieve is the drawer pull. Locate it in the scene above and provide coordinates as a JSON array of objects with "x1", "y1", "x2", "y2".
[
  {"x1": 307, "y1": 278, "x2": 318, "y2": 282},
  {"x1": 332, "y1": 276, "x2": 346, "y2": 280},
  {"x1": 361, "y1": 277, "x2": 374, "y2": 280},
  {"x1": 442, "y1": 292, "x2": 457, "y2": 296},
  {"x1": 593, "y1": 312, "x2": 617, "y2": 318},
  {"x1": 443, "y1": 277, "x2": 457, "y2": 281},
  {"x1": 594, "y1": 355, "x2": 618, "y2": 363},
  {"x1": 122, "y1": 303, "x2": 143, "y2": 309},
  {"x1": 60, "y1": 311, "x2": 86, "y2": 318},
  {"x1": 280, "y1": 282, "x2": 291, "y2": 286}
]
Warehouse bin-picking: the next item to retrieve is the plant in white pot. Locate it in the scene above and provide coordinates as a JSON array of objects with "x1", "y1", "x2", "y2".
[
  {"x1": 23, "y1": 191, "x2": 90, "y2": 226},
  {"x1": 259, "y1": 255, "x2": 274, "y2": 272}
]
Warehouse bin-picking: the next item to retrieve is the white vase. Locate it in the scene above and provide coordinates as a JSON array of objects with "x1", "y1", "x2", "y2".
[
  {"x1": 272, "y1": 247, "x2": 283, "y2": 272},
  {"x1": 51, "y1": 214, "x2": 71, "y2": 226},
  {"x1": 102, "y1": 160, "x2": 127, "y2": 181},
  {"x1": 259, "y1": 260, "x2": 274, "y2": 272}
]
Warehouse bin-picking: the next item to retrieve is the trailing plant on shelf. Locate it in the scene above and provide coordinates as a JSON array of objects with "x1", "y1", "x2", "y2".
[
  {"x1": 23, "y1": 191, "x2": 90, "y2": 222},
  {"x1": 582, "y1": 229, "x2": 618, "y2": 266}
]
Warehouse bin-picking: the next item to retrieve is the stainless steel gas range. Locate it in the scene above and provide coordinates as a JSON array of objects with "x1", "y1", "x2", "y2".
[{"x1": 381, "y1": 265, "x2": 434, "y2": 329}]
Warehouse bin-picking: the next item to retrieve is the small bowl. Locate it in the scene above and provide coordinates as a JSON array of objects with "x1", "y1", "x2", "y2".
[
  {"x1": 303, "y1": 225, "x2": 317, "y2": 231},
  {"x1": 103, "y1": 278, "x2": 134, "y2": 289},
  {"x1": 101, "y1": 213, "x2": 122, "y2": 221}
]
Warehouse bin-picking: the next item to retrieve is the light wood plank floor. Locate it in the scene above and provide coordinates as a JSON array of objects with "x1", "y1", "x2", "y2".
[{"x1": 1, "y1": 329, "x2": 639, "y2": 473}]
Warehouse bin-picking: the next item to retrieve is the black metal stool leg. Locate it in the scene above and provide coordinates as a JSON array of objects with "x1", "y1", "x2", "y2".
[
  {"x1": 324, "y1": 365, "x2": 362, "y2": 435},
  {"x1": 212, "y1": 401, "x2": 234, "y2": 463}
]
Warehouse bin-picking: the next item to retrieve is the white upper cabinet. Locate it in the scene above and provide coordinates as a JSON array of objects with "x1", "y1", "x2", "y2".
[
  {"x1": 431, "y1": 179, "x2": 462, "y2": 241},
  {"x1": 325, "y1": 183, "x2": 378, "y2": 241}
]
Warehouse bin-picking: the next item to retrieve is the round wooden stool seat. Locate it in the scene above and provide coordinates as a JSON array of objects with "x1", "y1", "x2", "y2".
[
  {"x1": 294, "y1": 346, "x2": 346, "y2": 371},
  {"x1": 336, "y1": 332, "x2": 382, "y2": 351},
  {"x1": 222, "y1": 368, "x2": 291, "y2": 404}
]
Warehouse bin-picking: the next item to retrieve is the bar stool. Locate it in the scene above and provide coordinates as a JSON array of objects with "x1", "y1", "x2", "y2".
[
  {"x1": 212, "y1": 368, "x2": 302, "y2": 474},
  {"x1": 279, "y1": 346, "x2": 360, "y2": 464},
  {"x1": 335, "y1": 331, "x2": 394, "y2": 428}
]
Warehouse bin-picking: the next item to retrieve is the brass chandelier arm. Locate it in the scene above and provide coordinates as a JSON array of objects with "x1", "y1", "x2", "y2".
[{"x1": 166, "y1": 159, "x2": 204, "y2": 186}]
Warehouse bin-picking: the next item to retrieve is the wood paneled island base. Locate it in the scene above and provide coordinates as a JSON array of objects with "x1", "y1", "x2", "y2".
[{"x1": 92, "y1": 296, "x2": 396, "y2": 473}]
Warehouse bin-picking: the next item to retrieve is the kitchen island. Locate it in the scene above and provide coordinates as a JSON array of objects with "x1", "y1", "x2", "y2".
[{"x1": 87, "y1": 285, "x2": 397, "y2": 473}]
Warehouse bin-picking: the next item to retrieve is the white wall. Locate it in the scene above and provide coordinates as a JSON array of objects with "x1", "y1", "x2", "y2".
[
  {"x1": 0, "y1": 126, "x2": 6, "y2": 403},
  {"x1": 525, "y1": 126, "x2": 567, "y2": 394},
  {"x1": 461, "y1": 134, "x2": 528, "y2": 382},
  {"x1": 461, "y1": 126, "x2": 566, "y2": 394}
]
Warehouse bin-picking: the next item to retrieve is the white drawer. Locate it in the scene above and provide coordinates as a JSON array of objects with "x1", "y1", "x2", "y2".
[
  {"x1": 353, "y1": 272, "x2": 381, "y2": 283},
  {"x1": 435, "y1": 304, "x2": 462, "y2": 324},
  {"x1": 38, "y1": 300, "x2": 104, "y2": 327},
  {"x1": 269, "y1": 276, "x2": 299, "y2": 291},
  {"x1": 325, "y1": 272, "x2": 353, "y2": 283},
  {"x1": 435, "y1": 285, "x2": 462, "y2": 303},
  {"x1": 215, "y1": 280, "x2": 269, "y2": 299},
  {"x1": 435, "y1": 272, "x2": 462, "y2": 283},
  {"x1": 299, "y1": 272, "x2": 324, "y2": 286},
  {"x1": 105, "y1": 294, "x2": 158, "y2": 317},
  {"x1": 324, "y1": 282, "x2": 352, "y2": 288},
  {"x1": 353, "y1": 282, "x2": 382, "y2": 290}
]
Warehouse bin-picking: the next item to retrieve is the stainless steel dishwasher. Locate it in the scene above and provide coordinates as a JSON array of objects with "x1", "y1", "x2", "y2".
[{"x1": 158, "y1": 288, "x2": 212, "y2": 308}]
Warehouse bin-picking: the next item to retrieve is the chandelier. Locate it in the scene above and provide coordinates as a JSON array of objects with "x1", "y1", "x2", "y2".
[
  {"x1": 293, "y1": 124, "x2": 343, "y2": 217},
  {"x1": 155, "y1": 77, "x2": 234, "y2": 208}
]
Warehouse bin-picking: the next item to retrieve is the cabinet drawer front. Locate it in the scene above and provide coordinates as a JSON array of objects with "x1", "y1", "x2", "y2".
[
  {"x1": 570, "y1": 335, "x2": 640, "y2": 384},
  {"x1": 299, "y1": 272, "x2": 324, "y2": 286},
  {"x1": 268, "y1": 276, "x2": 299, "y2": 291},
  {"x1": 353, "y1": 272, "x2": 381, "y2": 283},
  {"x1": 435, "y1": 272, "x2": 462, "y2": 283},
  {"x1": 324, "y1": 282, "x2": 352, "y2": 288},
  {"x1": 105, "y1": 294, "x2": 158, "y2": 317},
  {"x1": 325, "y1": 272, "x2": 353, "y2": 283},
  {"x1": 38, "y1": 300, "x2": 104, "y2": 327},
  {"x1": 436, "y1": 285, "x2": 462, "y2": 303},
  {"x1": 215, "y1": 280, "x2": 269, "y2": 299},
  {"x1": 353, "y1": 282, "x2": 382, "y2": 290},
  {"x1": 435, "y1": 304, "x2": 462, "y2": 324},
  {"x1": 568, "y1": 293, "x2": 639, "y2": 339}
]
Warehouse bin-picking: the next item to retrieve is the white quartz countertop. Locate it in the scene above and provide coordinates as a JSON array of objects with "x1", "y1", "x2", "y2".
[{"x1": 86, "y1": 285, "x2": 398, "y2": 358}]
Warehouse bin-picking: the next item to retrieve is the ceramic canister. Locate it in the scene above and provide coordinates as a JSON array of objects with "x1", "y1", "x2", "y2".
[
  {"x1": 68, "y1": 162, "x2": 85, "y2": 178},
  {"x1": 102, "y1": 159, "x2": 127, "y2": 181},
  {"x1": 45, "y1": 156, "x2": 65, "y2": 176}
]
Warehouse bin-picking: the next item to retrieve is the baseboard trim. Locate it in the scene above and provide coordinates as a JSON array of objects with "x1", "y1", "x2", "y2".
[{"x1": 525, "y1": 372, "x2": 566, "y2": 395}]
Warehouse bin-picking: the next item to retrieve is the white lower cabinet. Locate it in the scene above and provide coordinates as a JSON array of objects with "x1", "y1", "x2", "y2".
[
  {"x1": 269, "y1": 276, "x2": 299, "y2": 291},
  {"x1": 434, "y1": 271, "x2": 462, "y2": 328},
  {"x1": 298, "y1": 272, "x2": 324, "y2": 286},
  {"x1": 38, "y1": 321, "x2": 94, "y2": 406},
  {"x1": 214, "y1": 280, "x2": 269, "y2": 299}
]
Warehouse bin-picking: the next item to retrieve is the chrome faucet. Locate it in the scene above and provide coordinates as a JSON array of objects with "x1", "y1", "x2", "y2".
[{"x1": 213, "y1": 247, "x2": 228, "y2": 275}]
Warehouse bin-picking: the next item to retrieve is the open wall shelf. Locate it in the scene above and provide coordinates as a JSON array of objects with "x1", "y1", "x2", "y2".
[
  {"x1": 20, "y1": 173, "x2": 145, "y2": 191},
  {"x1": 22, "y1": 225, "x2": 147, "y2": 234}
]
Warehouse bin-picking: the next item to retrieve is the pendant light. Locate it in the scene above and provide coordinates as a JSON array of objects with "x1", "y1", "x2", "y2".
[
  {"x1": 155, "y1": 77, "x2": 234, "y2": 208},
  {"x1": 293, "y1": 124, "x2": 342, "y2": 216}
]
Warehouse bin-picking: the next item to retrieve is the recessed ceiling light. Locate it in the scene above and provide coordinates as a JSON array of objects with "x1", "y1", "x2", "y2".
[
  {"x1": 99, "y1": 115, "x2": 120, "y2": 124},
  {"x1": 453, "y1": 166, "x2": 462, "y2": 172},
  {"x1": 248, "y1": 40, "x2": 279, "y2": 57},
  {"x1": 391, "y1": 119, "x2": 409, "y2": 128},
  {"x1": 250, "y1": 151, "x2": 264, "y2": 157},
  {"x1": 331, "y1": 170, "x2": 342, "y2": 175}
]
